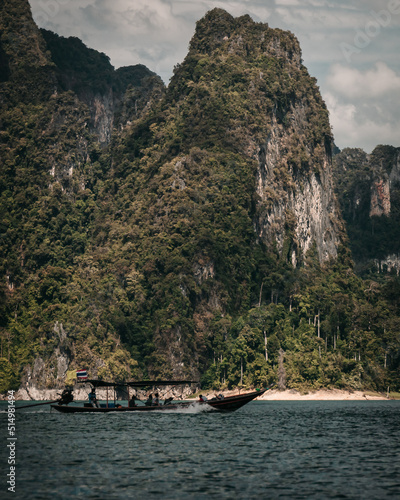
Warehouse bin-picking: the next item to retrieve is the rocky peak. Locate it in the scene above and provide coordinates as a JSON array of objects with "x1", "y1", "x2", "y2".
[
  {"x1": 189, "y1": 8, "x2": 301, "y2": 68},
  {"x1": 189, "y1": 8, "x2": 245, "y2": 53},
  {"x1": 171, "y1": 9, "x2": 341, "y2": 264}
]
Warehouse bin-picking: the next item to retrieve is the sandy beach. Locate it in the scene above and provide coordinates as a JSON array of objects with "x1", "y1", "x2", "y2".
[
  {"x1": 257, "y1": 388, "x2": 388, "y2": 400},
  {"x1": 198, "y1": 388, "x2": 390, "y2": 401}
]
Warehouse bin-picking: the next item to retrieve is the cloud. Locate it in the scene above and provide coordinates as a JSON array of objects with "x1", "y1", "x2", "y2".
[
  {"x1": 323, "y1": 62, "x2": 400, "y2": 152},
  {"x1": 326, "y1": 62, "x2": 400, "y2": 99},
  {"x1": 325, "y1": 91, "x2": 399, "y2": 152},
  {"x1": 275, "y1": 0, "x2": 300, "y2": 6},
  {"x1": 79, "y1": 0, "x2": 194, "y2": 77}
]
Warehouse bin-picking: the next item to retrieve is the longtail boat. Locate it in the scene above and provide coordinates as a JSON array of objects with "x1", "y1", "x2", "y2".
[{"x1": 50, "y1": 380, "x2": 272, "y2": 413}]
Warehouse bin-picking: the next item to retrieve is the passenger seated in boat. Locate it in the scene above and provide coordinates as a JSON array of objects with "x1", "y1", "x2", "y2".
[
  {"x1": 58, "y1": 388, "x2": 73, "y2": 405},
  {"x1": 210, "y1": 393, "x2": 224, "y2": 401},
  {"x1": 145, "y1": 394, "x2": 153, "y2": 406},
  {"x1": 128, "y1": 395, "x2": 137, "y2": 407},
  {"x1": 153, "y1": 393, "x2": 160, "y2": 406},
  {"x1": 199, "y1": 395, "x2": 207, "y2": 402},
  {"x1": 88, "y1": 388, "x2": 99, "y2": 408}
]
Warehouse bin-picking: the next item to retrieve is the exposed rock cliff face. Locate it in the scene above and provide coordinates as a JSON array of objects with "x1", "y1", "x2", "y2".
[
  {"x1": 370, "y1": 178, "x2": 391, "y2": 217},
  {"x1": 375, "y1": 254, "x2": 400, "y2": 275},
  {"x1": 369, "y1": 150, "x2": 400, "y2": 217},
  {"x1": 256, "y1": 111, "x2": 340, "y2": 265},
  {"x1": 17, "y1": 321, "x2": 71, "y2": 395},
  {"x1": 370, "y1": 152, "x2": 400, "y2": 217}
]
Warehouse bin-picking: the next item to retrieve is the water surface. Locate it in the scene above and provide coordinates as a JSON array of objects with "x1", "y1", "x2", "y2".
[{"x1": 1, "y1": 400, "x2": 399, "y2": 499}]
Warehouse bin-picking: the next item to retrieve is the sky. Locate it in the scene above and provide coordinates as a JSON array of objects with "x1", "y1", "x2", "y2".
[{"x1": 29, "y1": 0, "x2": 400, "y2": 153}]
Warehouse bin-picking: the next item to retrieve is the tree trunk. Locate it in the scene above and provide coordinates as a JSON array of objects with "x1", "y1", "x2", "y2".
[
  {"x1": 278, "y1": 349, "x2": 286, "y2": 390},
  {"x1": 264, "y1": 331, "x2": 268, "y2": 362}
]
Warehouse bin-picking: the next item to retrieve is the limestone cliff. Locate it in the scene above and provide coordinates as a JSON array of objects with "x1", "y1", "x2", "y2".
[
  {"x1": 168, "y1": 9, "x2": 344, "y2": 266},
  {"x1": 105, "y1": 8, "x2": 346, "y2": 377},
  {"x1": 255, "y1": 110, "x2": 341, "y2": 266},
  {"x1": 1, "y1": 5, "x2": 353, "y2": 391},
  {"x1": 333, "y1": 145, "x2": 400, "y2": 272},
  {"x1": 369, "y1": 150, "x2": 400, "y2": 217}
]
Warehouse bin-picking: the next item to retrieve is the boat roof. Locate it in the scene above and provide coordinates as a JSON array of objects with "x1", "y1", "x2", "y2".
[
  {"x1": 127, "y1": 380, "x2": 198, "y2": 388},
  {"x1": 86, "y1": 379, "x2": 197, "y2": 388}
]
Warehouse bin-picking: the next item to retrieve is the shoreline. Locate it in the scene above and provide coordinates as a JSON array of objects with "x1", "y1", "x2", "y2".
[
  {"x1": 195, "y1": 388, "x2": 390, "y2": 401},
  {"x1": 1, "y1": 387, "x2": 392, "y2": 402}
]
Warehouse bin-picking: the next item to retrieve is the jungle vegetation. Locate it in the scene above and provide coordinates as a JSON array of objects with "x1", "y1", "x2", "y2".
[{"x1": 0, "y1": 3, "x2": 399, "y2": 394}]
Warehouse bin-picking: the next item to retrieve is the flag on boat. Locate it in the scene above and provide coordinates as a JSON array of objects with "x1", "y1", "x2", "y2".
[{"x1": 76, "y1": 369, "x2": 88, "y2": 381}]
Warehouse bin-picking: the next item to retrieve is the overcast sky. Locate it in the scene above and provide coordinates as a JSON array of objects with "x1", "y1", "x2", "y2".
[{"x1": 30, "y1": 0, "x2": 400, "y2": 153}]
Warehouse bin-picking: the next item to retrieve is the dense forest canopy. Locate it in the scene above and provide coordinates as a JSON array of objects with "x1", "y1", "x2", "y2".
[{"x1": 0, "y1": 1, "x2": 399, "y2": 394}]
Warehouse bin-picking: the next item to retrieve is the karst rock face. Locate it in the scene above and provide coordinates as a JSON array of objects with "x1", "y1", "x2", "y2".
[
  {"x1": 1, "y1": 2, "x2": 348, "y2": 387},
  {"x1": 166, "y1": 9, "x2": 343, "y2": 266},
  {"x1": 106, "y1": 8, "x2": 345, "y2": 375}
]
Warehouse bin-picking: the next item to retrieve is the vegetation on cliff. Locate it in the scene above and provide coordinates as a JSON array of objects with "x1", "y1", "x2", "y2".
[
  {"x1": 333, "y1": 145, "x2": 400, "y2": 272},
  {"x1": 0, "y1": 2, "x2": 399, "y2": 393}
]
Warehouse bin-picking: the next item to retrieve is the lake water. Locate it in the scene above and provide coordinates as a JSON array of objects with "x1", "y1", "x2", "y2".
[{"x1": 1, "y1": 400, "x2": 399, "y2": 499}]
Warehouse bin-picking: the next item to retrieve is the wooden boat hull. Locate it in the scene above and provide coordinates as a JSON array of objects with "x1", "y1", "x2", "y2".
[
  {"x1": 50, "y1": 388, "x2": 267, "y2": 413},
  {"x1": 203, "y1": 388, "x2": 266, "y2": 412},
  {"x1": 51, "y1": 403, "x2": 191, "y2": 413}
]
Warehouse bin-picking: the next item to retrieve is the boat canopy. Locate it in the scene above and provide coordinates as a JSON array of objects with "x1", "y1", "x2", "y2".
[
  {"x1": 85, "y1": 379, "x2": 197, "y2": 388},
  {"x1": 86, "y1": 380, "x2": 117, "y2": 388},
  {"x1": 126, "y1": 380, "x2": 198, "y2": 388}
]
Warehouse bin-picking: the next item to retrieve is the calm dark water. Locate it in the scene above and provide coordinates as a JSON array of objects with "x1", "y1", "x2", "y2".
[{"x1": 1, "y1": 400, "x2": 399, "y2": 499}]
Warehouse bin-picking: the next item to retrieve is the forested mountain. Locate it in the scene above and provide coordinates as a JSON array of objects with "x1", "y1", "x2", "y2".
[
  {"x1": 0, "y1": 0, "x2": 399, "y2": 395},
  {"x1": 333, "y1": 145, "x2": 400, "y2": 275}
]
